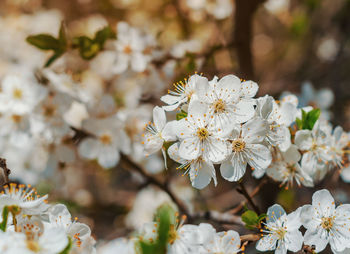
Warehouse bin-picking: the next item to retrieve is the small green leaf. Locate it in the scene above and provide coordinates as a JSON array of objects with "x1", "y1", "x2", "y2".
[
  {"x1": 59, "y1": 237, "x2": 72, "y2": 254},
  {"x1": 74, "y1": 36, "x2": 101, "y2": 60},
  {"x1": 296, "y1": 108, "x2": 321, "y2": 130},
  {"x1": 94, "y1": 26, "x2": 116, "y2": 47},
  {"x1": 26, "y1": 34, "x2": 60, "y2": 50},
  {"x1": 0, "y1": 206, "x2": 9, "y2": 232},
  {"x1": 44, "y1": 52, "x2": 64, "y2": 68},
  {"x1": 176, "y1": 110, "x2": 188, "y2": 121},
  {"x1": 58, "y1": 22, "x2": 68, "y2": 51},
  {"x1": 139, "y1": 204, "x2": 176, "y2": 254},
  {"x1": 242, "y1": 210, "x2": 266, "y2": 230}
]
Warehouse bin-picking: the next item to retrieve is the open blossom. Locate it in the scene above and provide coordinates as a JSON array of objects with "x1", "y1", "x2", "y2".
[
  {"x1": 203, "y1": 228, "x2": 242, "y2": 254},
  {"x1": 295, "y1": 122, "x2": 331, "y2": 181},
  {"x1": 15, "y1": 216, "x2": 68, "y2": 254},
  {"x1": 327, "y1": 126, "x2": 349, "y2": 168},
  {"x1": 143, "y1": 106, "x2": 176, "y2": 157},
  {"x1": 0, "y1": 74, "x2": 46, "y2": 115},
  {"x1": 174, "y1": 99, "x2": 233, "y2": 163},
  {"x1": 113, "y1": 22, "x2": 155, "y2": 74},
  {"x1": 256, "y1": 95, "x2": 291, "y2": 151},
  {"x1": 168, "y1": 143, "x2": 217, "y2": 189},
  {"x1": 197, "y1": 74, "x2": 257, "y2": 129},
  {"x1": 220, "y1": 117, "x2": 271, "y2": 181},
  {"x1": 0, "y1": 183, "x2": 49, "y2": 215},
  {"x1": 48, "y1": 204, "x2": 94, "y2": 251},
  {"x1": 78, "y1": 116, "x2": 131, "y2": 168},
  {"x1": 161, "y1": 74, "x2": 208, "y2": 111},
  {"x1": 300, "y1": 189, "x2": 350, "y2": 253},
  {"x1": 267, "y1": 145, "x2": 313, "y2": 188},
  {"x1": 257, "y1": 204, "x2": 303, "y2": 254}
]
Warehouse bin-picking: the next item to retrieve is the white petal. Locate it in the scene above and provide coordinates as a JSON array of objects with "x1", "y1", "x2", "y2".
[
  {"x1": 240, "y1": 80, "x2": 259, "y2": 98},
  {"x1": 162, "y1": 121, "x2": 177, "y2": 141},
  {"x1": 220, "y1": 154, "x2": 246, "y2": 181},
  {"x1": 282, "y1": 145, "x2": 301, "y2": 164},
  {"x1": 285, "y1": 230, "x2": 303, "y2": 252},
  {"x1": 245, "y1": 144, "x2": 272, "y2": 171},
  {"x1": 242, "y1": 118, "x2": 268, "y2": 143},
  {"x1": 233, "y1": 99, "x2": 256, "y2": 123},
  {"x1": 222, "y1": 230, "x2": 241, "y2": 253},
  {"x1": 294, "y1": 130, "x2": 313, "y2": 150},
  {"x1": 98, "y1": 147, "x2": 120, "y2": 168},
  {"x1": 178, "y1": 137, "x2": 200, "y2": 161},
  {"x1": 190, "y1": 160, "x2": 216, "y2": 189},
  {"x1": 78, "y1": 138, "x2": 99, "y2": 159},
  {"x1": 204, "y1": 137, "x2": 229, "y2": 163},
  {"x1": 303, "y1": 228, "x2": 328, "y2": 253},
  {"x1": 312, "y1": 189, "x2": 335, "y2": 217},
  {"x1": 256, "y1": 234, "x2": 278, "y2": 251},
  {"x1": 267, "y1": 204, "x2": 286, "y2": 222},
  {"x1": 153, "y1": 106, "x2": 166, "y2": 132}
]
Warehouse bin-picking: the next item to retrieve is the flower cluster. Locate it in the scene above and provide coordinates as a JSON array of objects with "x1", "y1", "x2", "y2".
[
  {"x1": 0, "y1": 183, "x2": 95, "y2": 254},
  {"x1": 144, "y1": 73, "x2": 350, "y2": 189}
]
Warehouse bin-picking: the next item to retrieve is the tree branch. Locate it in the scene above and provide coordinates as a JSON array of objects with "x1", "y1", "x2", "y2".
[
  {"x1": 234, "y1": 0, "x2": 266, "y2": 79},
  {"x1": 192, "y1": 210, "x2": 244, "y2": 226},
  {"x1": 228, "y1": 178, "x2": 267, "y2": 214},
  {"x1": 237, "y1": 181, "x2": 261, "y2": 214},
  {"x1": 121, "y1": 155, "x2": 190, "y2": 218}
]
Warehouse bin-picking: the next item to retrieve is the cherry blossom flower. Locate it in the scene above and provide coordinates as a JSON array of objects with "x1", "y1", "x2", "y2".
[
  {"x1": 220, "y1": 117, "x2": 271, "y2": 181},
  {"x1": 168, "y1": 143, "x2": 217, "y2": 189},
  {"x1": 267, "y1": 145, "x2": 313, "y2": 188},
  {"x1": 113, "y1": 22, "x2": 155, "y2": 74},
  {"x1": 197, "y1": 74, "x2": 257, "y2": 129},
  {"x1": 257, "y1": 204, "x2": 303, "y2": 254},
  {"x1": 300, "y1": 189, "x2": 350, "y2": 253},
  {"x1": 0, "y1": 183, "x2": 49, "y2": 215},
  {"x1": 161, "y1": 74, "x2": 208, "y2": 111},
  {"x1": 78, "y1": 116, "x2": 131, "y2": 168},
  {"x1": 174, "y1": 99, "x2": 233, "y2": 163}
]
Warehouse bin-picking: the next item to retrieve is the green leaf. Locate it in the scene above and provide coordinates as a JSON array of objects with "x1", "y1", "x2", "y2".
[
  {"x1": 59, "y1": 237, "x2": 72, "y2": 254},
  {"x1": 139, "y1": 204, "x2": 176, "y2": 254},
  {"x1": 176, "y1": 110, "x2": 188, "y2": 121},
  {"x1": 306, "y1": 108, "x2": 321, "y2": 129},
  {"x1": 241, "y1": 210, "x2": 266, "y2": 230},
  {"x1": 74, "y1": 36, "x2": 101, "y2": 60},
  {"x1": 26, "y1": 34, "x2": 60, "y2": 50},
  {"x1": 44, "y1": 52, "x2": 64, "y2": 68},
  {"x1": 58, "y1": 22, "x2": 68, "y2": 51},
  {"x1": 0, "y1": 206, "x2": 9, "y2": 232},
  {"x1": 295, "y1": 108, "x2": 321, "y2": 130},
  {"x1": 94, "y1": 26, "x2": 116, "y2": 47}
]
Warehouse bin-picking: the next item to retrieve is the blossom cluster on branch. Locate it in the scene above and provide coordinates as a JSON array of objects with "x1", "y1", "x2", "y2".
[{"x1": 144, "y1": 73, "x2": 350, "y2": 189}]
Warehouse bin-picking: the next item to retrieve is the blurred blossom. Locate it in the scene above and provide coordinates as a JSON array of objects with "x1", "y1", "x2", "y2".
[
  {"x1": 125, "y1": 186, "x2": 177, "y2": 229},
  {"x1": 185, "y1": 0, "x2": 233, "y2": 20},
  {"x1": 264, "y1": 0, "x2": 290, "y2": 14},
  {"x1": 170, "y1": 40, "x2": 202, "y2": 58},
  {"x1": 316, "y1": 37, "x2": 339, "y2": 62}
]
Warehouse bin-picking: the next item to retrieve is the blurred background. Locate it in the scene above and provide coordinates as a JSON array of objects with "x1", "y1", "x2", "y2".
[{"x1": 0, "y1": 0, "x2": 350, "y2": 252}]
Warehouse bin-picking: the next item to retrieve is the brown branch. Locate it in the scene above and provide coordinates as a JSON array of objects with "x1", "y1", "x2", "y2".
[
  {"x1": 240, "y1": 234, "x2": 261, "y2": 242},
  {"x1": 234, "y1": 0, "x2": 266, "y2": 79},
  {"x1": 192, "y1": 210, "x2": 244, "y2": 226},
  {"x1": 237, "y1": 181, "x2": 261, "y2": 214},
  {"x1": 121, "y1": 155, "x2": 190, "y2": 218},
  {"x1": 229, "y1": 178, "x2": 267, "y2": 214},
  {"x1": 172, "y1": 0, "x2": 190, "y2": 38}
]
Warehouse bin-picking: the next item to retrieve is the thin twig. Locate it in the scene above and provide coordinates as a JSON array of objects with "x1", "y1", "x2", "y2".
[
  {"x1": 229, "y1": 179, "x2": 267, "y2": 214},
  {"x1": 237, "y1": 182, "x2": 261, "y2": 214},
  {"x1": 121, "y1": 155, "x2": 190, "y2": 218},
  {"x1": 192, "y1": 210, "x2": 244, "y2": 226},
  {"x1": 240, "y1": 234, "x2": 261, "y2": 242}
]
